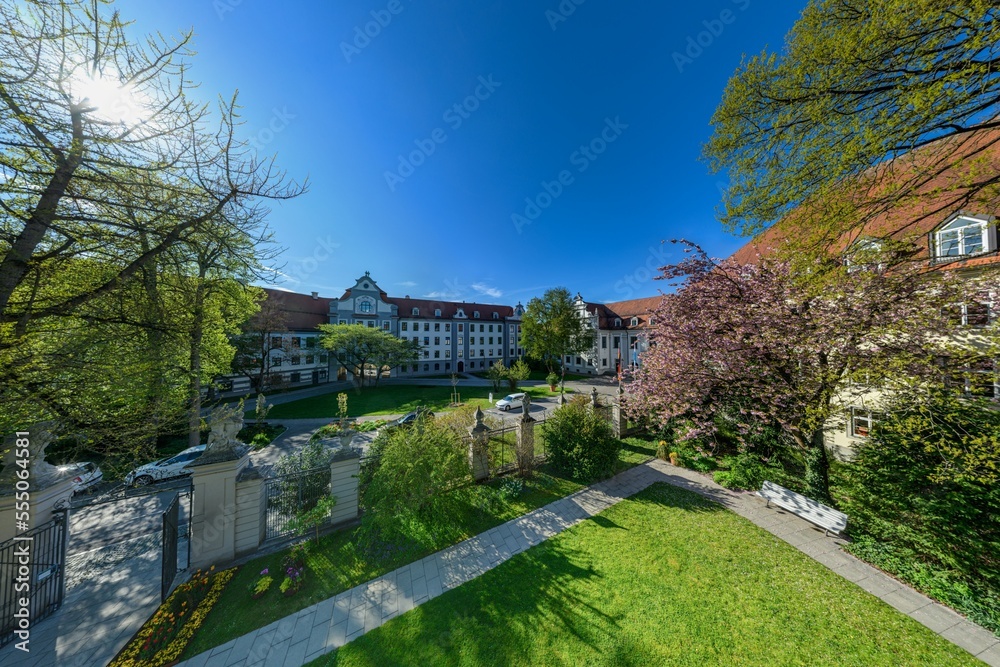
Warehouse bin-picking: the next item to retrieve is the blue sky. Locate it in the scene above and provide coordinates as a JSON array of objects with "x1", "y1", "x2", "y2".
[{"x1": 128, "y1": 1, "x2": 805, "y2": 305}]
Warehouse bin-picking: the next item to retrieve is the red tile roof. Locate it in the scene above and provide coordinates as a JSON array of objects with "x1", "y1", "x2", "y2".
[
  {"x1": 262, "y1": 288, "x2": 330, "y2": 330},
  {"x1": 731, "y1": 128, "x2": 1000, "y2": 266}
]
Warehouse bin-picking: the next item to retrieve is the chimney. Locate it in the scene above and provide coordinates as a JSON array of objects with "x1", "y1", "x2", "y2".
[{"x1": 311, "y1": 291, "x2": 319, "y2": 300}]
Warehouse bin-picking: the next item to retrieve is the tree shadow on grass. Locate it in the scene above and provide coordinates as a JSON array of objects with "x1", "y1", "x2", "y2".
[{"x1": 327, "y1": 483, "x2": 721, "y2": 667}]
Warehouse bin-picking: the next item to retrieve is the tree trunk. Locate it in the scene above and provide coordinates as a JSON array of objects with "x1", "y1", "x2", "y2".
[
  {"x1": 804, "y1": 429, "x2": 831, "y2": 503},
  {"x1": 188, "y1": 279, "x2": 206, "y2": 450}
]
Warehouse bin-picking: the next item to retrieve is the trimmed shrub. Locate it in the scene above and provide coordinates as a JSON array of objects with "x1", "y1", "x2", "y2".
[{"x1": 544, "y1": 396, "x2": 620, "y2": 481}]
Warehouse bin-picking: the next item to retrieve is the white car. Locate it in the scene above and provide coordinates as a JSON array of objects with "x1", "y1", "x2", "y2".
[
  {"x1": 58, "y1": 462, "x2": 103, "y2": 495},
  {"x1": 125, "y1": 445, "x2": 206, "y2": 486},
  {"x1": 495, "y1": 392, "x2": 526, "y2": 412}
]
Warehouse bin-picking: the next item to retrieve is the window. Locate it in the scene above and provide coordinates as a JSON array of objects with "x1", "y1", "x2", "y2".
[
  {"x1": 479, "y1": 337, "x2": 484, "y2": 345},
  {"x1": 424, "y1": 364, "x2": 429, "y2": 372},
  {"x1": 434, "y1": 337, "x2": 440, "y2": 345},
  {"x1": 401, "y1": 322, "x2": 408, "y2": 332},
  {"x1": 488, "y1": 337, "x2": 493, "y2": 344},
  {"x1": 850, "y1": 408, "x2": 875, "y2": 438},
  {"x1": 965, "y1": 302, "x2": 991, "y2": 327},
  {"x1": 489, "y1": 349, "x2": 494, "y2": 357},
  {"x1": 614, "y1": 318, "x2": 622, "y2": 327},
  {"x1": 434, "y1": 323, "x2": 440, "y2": 332},
  {"x1": 613, "y1": 338, "x2": 620, "y2": 349},
  {"x1": 424, "y1": 337, "x2": 429, "y2": 345},
  {"x1": 576, "y1": 357, "x2": 582, "y2": 365},
  {"x1": 291, "y1": 336, "x2": 301, "y2": 348},
  {"x1": 445, "y1": 363, "x2": 450, "y2": 370},
  {"x1": 480, "y1": 350, "x2": 485, "y2": 357},
  {"x1": 458, "y1": 348, "x2": 464, "y2": 358},
  {"x1": 602, "y1": 359, "x2": 607, "y2": 367},
  {"x1": 306, "y1": 337, "x2": 317, "y2": 348},
  {"x1": 424, "y1": 350, "x2": 429, "y2": 358},
  {"x1": 492, "y1": 312, "x2": 499, "y2": 320},
  {"x1": 412, "y1": 307, "x2": 419, "y2": 316},
  {"x1": 435, "y1": 363, "x2": 440, "y2": 370},
  {"x1": 270, "y1": 336, "x2": 282, "y2": 348},
  {"x1": 488, "y1": 324, "x2": 493, "y2": 333},
  {"x1": 434, "y1": 350, "x2": 440, "y2": 358},
  {"x1": 458, "y1": 323, "x2": 464, "y2": 332},
  {"x1": 631, "y1": 317, "x2": 639, "y2": 327},
  {"x1": 473, "y1": 311, "x2": 480, "y2": 319},
  {"x1": 935, "y1": 216, "x2": 988, "y2": 258},
  {"x1": 445, "y1": 323, "x2": 451, "y2": 332},
  {"x1": 359, "y1": 301, "x2": 373, "y2": 314},
  {"x1": 366, "y1": 320, "x2": 374, "y2": 328},
  {"x1": 291, "y1": 356, "x2": 301, "y2": 366},
  {"x1": 382, "y1": 321, "x2": 390, "y2": 331},
  {"x1": 411, "y1": 364, "x2": 418, "y2": 372},
  {"x1": 339, "y1": 319, "x2": 347, "y2": 325},
  {"x1": 445, "y1": 337, "x2": 450, "y2": 345},
  {"x1": 319, "y1": 353, "x2": 328, "y2": 363},
  {"x1": 602, "y1": 336, "x2": 607, "y2": 349},
  {"x1": 424, "y1": 323, "x2": 430, "y2": 332},
  {"x1": 510, "y1": 348, "x2": 514, "y2": 356},
  {"x1": 435, "y1": 309, "x2": 442, "y2": 317},
  {"x1": 305, "y1": 355, "x2": 314, "y2": 364}
]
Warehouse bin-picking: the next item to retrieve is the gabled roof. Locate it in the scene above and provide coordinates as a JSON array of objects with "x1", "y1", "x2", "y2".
[
  {"x1": 731, "y1": 127, "x2": 1000, "y2": 267},
  {"x1": 262, "y1": 288, "x2": 330, "y2": 330}
]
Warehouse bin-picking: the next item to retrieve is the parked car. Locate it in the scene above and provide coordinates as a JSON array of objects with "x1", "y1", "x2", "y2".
[
  {"x1": 57, "y1": 462, "x2": 103, "y2": 495},
  {"x1": 495, "y1": 392, "x2": 527, "y2": 412},
  {"x1": 385, "y1": 408, "x2": 435, "y2": 430},
  {"x1": 125, "y1": 445, "x2": 206, "y2": 486}
]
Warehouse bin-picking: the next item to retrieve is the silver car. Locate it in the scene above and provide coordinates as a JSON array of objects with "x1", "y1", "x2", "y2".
[{"x1": 125, "y1": 445, "x2": 205, "y2": 486}]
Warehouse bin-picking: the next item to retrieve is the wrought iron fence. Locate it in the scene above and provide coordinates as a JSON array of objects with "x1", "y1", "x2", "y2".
[
  {"x1": 0, "y1": 512, "x2": 68, "y2": 648},
  {"x1": 263, "y1": 465, "x2": 331, "y2": 540}
]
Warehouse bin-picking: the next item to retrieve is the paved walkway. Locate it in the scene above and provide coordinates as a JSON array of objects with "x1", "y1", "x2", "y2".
[{"x1": 177, "y1": 460, "x2": 1000, "y2": 667}]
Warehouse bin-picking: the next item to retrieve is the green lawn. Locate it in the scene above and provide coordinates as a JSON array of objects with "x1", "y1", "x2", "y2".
[
  {"x1": 180, "y1": 437, "x2": 654, "y2": 660},
  {"x1": 309, "y1": 482, "x2": 981, "y2": 667},
  {"x1": 265, "y1": 385, "x2": 571, "y2": 420}
]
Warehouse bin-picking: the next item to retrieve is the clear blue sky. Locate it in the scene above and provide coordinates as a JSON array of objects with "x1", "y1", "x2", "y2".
[{"x1": 128, "y1": 1, "x2": 804, "y2": 304}]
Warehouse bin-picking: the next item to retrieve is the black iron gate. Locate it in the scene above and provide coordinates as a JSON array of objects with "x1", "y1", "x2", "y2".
[
  {"x1": 0, "y1": 511, "x2": 68, "y2": 648},
  {"x1": 263, "y1": 466, "x2": 331, "y2": 540},
  {"x1": 161, "y1": 494, "x2": 179, "y2": 601}
]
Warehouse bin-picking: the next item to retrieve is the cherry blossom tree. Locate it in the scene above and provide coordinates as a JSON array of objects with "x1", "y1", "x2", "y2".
[{"x1": 625, "y1": 241, "x2": 993, "y2": 501}]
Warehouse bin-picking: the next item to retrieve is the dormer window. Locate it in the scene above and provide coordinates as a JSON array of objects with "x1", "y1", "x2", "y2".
[
  {"x1": 630, "y1": 317, "x2": 639, "y2": 327},
  {"x1": 434, "y1": 309, "x2": 442, "y2": 317},
  {"x1": 473, "y1": 311, "x2": 480, "y2": 319},
  {"x1": 845, "y1": 238, "x2": 886, "y2": 273},
  {"x1": 412, "y1": 307, "x2": 419, "y2": 316},
  {"x1": 492, "y1": 312, "x2": 499, "y2": 320},
  {"x1": 935, "y1": 215, "x2": 989, "y2": 259},
  {"x1": 614, "y1": 318, "x2": 621, "y2": 327},
  {"x1": 456, "y1": 308, "x2": 465, "y2": 318}
]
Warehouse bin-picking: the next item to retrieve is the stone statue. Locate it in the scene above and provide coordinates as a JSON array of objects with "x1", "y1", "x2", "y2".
[
  {"x1": 0, "y1": 422, "x2": 62, "y2": 493},
  {"x1": 199, "y1": 401, "x2": 246, "y2": 464}
]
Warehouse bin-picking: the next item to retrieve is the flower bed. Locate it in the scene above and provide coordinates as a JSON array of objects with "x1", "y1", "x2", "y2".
[{"x1": 109, "y1": 566, "x2": 237, "y2": 667}]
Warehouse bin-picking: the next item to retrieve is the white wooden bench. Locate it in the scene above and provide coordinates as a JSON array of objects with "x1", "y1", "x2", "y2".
[{"x1": 757, "y1": 480, "x2": 848, "y2": 536}]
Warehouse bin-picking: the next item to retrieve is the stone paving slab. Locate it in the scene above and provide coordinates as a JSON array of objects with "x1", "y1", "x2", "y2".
[{"x1": 174, "y1": 459, "x2": 999, "y2": 667}]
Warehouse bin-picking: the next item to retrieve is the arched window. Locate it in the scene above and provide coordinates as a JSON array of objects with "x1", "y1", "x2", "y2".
[{"x1": 359, "y1": 300, "x2": 373, "y2": 314}]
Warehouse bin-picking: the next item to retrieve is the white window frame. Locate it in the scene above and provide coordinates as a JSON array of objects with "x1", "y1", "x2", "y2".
[
  {"x1": 849, "y1": 408, "x2": 874, "y2": 438},
  {"x1": 935, "y1": 216, "x2": 989, "y2": 259}
]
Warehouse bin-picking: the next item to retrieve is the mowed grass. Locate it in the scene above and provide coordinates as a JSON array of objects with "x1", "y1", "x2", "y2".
[
  {"x1": 309, "y1": 483, "x2": 981, "y2": 667},
  {"x1": 266, "y1": 385, "x2": 570, "y2": 419},
  {"x1": 181, "y1": 438, "x2": 655, "y2": 660}
]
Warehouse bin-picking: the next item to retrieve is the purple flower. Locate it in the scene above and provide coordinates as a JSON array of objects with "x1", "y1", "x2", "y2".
[{"x1": 261, "y1": 568, "x2": 269, "y2": 576}]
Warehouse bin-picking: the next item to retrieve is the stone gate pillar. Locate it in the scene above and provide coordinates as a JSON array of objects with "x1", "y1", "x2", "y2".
[{"x1": 469, "y1": 407, "x2": 490, "y2": 482}]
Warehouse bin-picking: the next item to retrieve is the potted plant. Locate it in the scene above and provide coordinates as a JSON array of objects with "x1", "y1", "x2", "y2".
[
  {"x1": 546, "y1": 372, "x2": 560, "y2": 391},
  {"x1": 331, "y1": 392, "x2": 356, "y2": 449},
  {"x1": 669, "y1": 452, "x2": 679, "y2": 466}
]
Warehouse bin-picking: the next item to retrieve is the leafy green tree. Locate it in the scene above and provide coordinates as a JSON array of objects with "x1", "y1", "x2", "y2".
[
  {"x1": 506, "y1": 359, "x2": 530, "y2": 392},
  {"x1": 520, "y1": 288, "x2": 595, "y2": 384},
  {"x1": 487, "y1": 360, "x2": 507, "y2": 393},
  {"x1": 317, "y1": 324, "x2": 419, "y2": 388},
  {"x1": 705, "y1": 0, "x2": 1000, "y2": 241},
  {"x1": 0, "y1": 0, "x2": 301, "y2": 456},
  {"x1": 231, "y1": 293, "x2": 291, "y2": 392},
  {"x1": 544, "y1": 395, "x2": 620, "y2": 481},
  {"x1": 359, "y1": 416, "x2": 471, "y2": 550},
  {"x1": 837, "y1": 386, "x2": 1000, "y2": 589}
]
